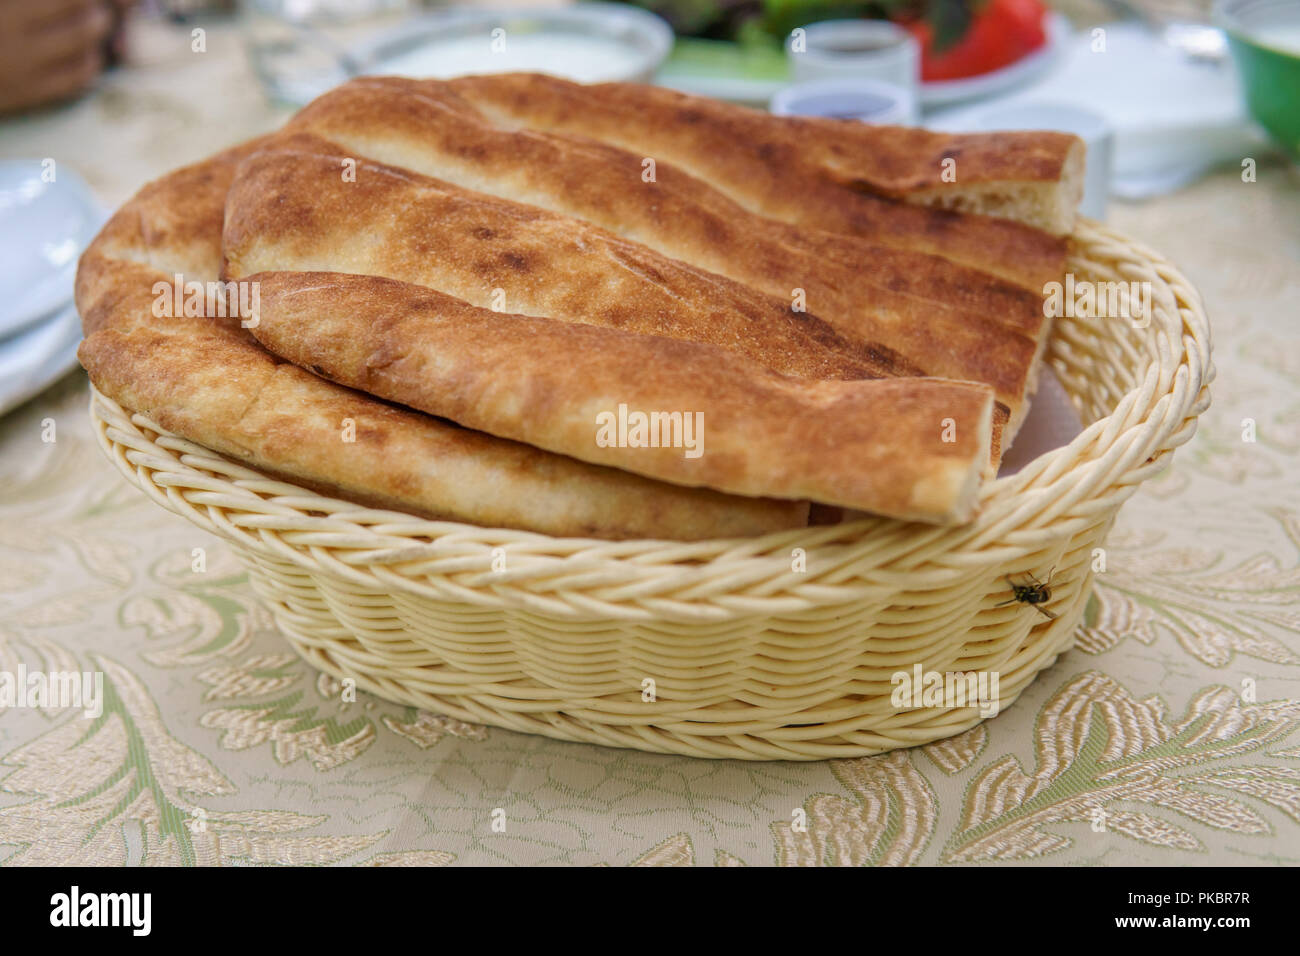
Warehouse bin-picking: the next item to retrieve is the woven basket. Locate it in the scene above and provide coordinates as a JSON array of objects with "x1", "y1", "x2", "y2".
[{"x1": 89, "y1": 221, "x2": 1212, "y2": 760}]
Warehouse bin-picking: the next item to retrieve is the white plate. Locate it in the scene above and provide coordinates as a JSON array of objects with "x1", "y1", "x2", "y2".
[
  {"x1": 362, "y1": 4, "x2": 672, "y2": 83},
  {"x1": 919, "y1": 13, "x2": 1071, "y2": 108},
  {"x1": 0, "y1": 301, "x2": 83, "y2": 417},
  {"x1": 257, "y1": 3, "x2": 674, "y2": 105},
  {"x1": 0, "y1": 161, "x2": 105, "y2": 339}
]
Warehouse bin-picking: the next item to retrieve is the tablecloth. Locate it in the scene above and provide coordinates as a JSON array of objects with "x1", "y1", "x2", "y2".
[{"x1": 1, "y1": 14, "x2": 1299, "y2": 867}]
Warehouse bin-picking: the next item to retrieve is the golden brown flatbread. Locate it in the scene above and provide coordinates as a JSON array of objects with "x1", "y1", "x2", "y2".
[
  {"x1": 76, "y1": 146, "x2": 811, "y2": 539},
  {"x1": 444, "y1": 73, "x2": 1080, "y2": 288},
  {"x1": 221, "y1": 133, "x2": 911, "y2": 383},
  {"x1": 247, "y1": 270, "x2": 996, "y2": 523},
  {"x1": 79, "y1": 75, "x2": 1084, "y2": 535},
  {"x1": 280, "y1": 77, "x2": 1050, "y2": 436}
]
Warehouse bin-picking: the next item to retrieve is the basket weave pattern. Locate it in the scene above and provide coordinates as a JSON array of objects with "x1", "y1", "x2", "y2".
[{"x1": 90, "y1": 221, "x2": 1212, "y2": 760}]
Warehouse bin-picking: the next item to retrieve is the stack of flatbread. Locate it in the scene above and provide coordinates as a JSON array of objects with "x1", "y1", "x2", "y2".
[{"x1": 77, "y1": 74, "x2": 1083, "y2": 540}]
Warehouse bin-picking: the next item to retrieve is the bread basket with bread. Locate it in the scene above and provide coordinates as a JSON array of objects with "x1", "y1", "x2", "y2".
[{"x1": 79, "y1": 75, "x2": 1212, "y2": 760}]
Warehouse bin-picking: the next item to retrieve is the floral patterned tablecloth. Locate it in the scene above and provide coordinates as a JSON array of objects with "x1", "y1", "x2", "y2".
[{"x1": 1, "y1": 16, "x2": 1299, "y2": 868}]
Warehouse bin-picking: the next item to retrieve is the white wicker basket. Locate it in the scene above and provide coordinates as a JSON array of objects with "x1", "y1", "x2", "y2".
[{"x1": 89, "y1": 220, "x2": 1212, "y2": 759}]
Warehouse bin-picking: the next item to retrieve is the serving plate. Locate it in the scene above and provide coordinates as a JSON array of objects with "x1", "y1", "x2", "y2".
[
  {"x1": 0, "y1": 162, "x2": 104, "y2": 339},
  {"x1": 250, "y1": 3, "x2": 675, "y2": 106},
  {"x1": 0, "y1": 301, "x2": 82, "y2": 417}
]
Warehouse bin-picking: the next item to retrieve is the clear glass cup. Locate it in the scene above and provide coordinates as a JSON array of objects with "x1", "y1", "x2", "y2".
[
  {"x1": 241, "y1": 0, "x2": 415, "y2": 106},
  {"x1": 787, "y1": 19, "x2": 920, "y2": 92}
]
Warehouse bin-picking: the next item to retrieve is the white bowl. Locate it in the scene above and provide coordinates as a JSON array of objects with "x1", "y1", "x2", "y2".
[
  {"x1": 360, "y1": 3, "x2": 674, "y2": 85},
  {"x1": 247, "y1": 3, "x2": 675, "y2": 105}
]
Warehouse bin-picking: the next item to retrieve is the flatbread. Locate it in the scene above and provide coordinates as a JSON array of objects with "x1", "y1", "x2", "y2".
[
  {"x1": 281, "y1": 77, "x2": 1048, "y2": 436},
  {"x1": 445, "y1": 73, "x2": 1079, "y2": 288},
  {"x1": 247, "y1": 270, "x2": 996, "y2": 523},
  {"x1": 222, "y1": 133, "x2": 914, "y2": 383},
  {"x1": 79, "y1": 76, "x2": 1085, "y2": 535},
  {"x1": 76, "y1": 147, "x2": 811, "y2": 540}
]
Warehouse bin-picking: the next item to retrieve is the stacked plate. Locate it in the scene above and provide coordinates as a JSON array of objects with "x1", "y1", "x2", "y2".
[{"x1": 0, "y1": 161, "x2": 105, "y2": 416}]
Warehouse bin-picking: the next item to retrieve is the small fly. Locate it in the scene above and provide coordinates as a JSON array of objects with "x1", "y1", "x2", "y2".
[{"x1": 996, "y1": 567, "x2": 1058, "y2": 620}]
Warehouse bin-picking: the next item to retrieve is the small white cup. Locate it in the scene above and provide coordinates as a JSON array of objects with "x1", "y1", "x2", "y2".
[
  {"x1": 938, "y1": 101, "x2": 1114, "y2": 220},
  {"x1": 787, "y1": 19, "x2": 920, "y2": 91},
  {"x1": 770, "y1": 78, "x2": 918, "y2": 125}
]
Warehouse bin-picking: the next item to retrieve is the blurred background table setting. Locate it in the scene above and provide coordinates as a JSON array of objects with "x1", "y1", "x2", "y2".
[{"x1": 1, "y1": 0, "x2": 1291, "y2": 421}]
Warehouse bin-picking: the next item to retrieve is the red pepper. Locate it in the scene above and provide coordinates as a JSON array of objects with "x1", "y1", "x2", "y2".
[{"x1": 903, "y1": 0, "x2": 1048, "y2": 82}]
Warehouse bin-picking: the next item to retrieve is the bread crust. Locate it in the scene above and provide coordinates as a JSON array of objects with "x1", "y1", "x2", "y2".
[
  {"x1": 444, "y1": 73, "x2": 1075, "y2": 288},
  {"x1": 77, "y1": 76, "x2": 1085, "y2": 534},
  {"x1": 222, "y1": 132, "x2": 910, "y2": 383},
  {"x1": 247, "y1": 270, "x2": 996, "y2": 523},
  {"x1": 76, "y1": 148, "x2": 812, "y2": 540},
  {"x1": 281, "y1": 78, "x2": 1047, "y2": 432}
]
